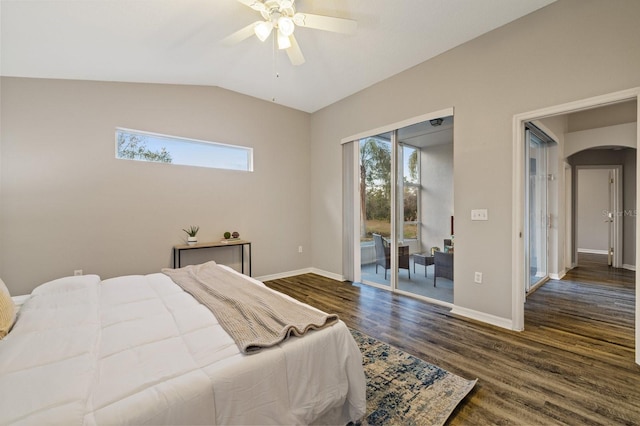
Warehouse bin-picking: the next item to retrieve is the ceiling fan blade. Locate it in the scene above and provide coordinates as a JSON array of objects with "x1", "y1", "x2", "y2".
[
  {"x1": 221, "y1": 21, "x2": 261, "y2": 46},
  {"x1": 293, "y1": 13, "x2": 357, "y2": 34},
  {"x1": 236, "y1": 0, "x2": 263, "y2": 9},
  {"x1": 286, "y1": 35, "x2": 305, "y2": 66}
]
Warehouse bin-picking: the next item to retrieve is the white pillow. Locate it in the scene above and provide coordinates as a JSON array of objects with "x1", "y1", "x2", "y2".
[{"x1": 0, "y1": 278, "x2": 17, "y2": 339}]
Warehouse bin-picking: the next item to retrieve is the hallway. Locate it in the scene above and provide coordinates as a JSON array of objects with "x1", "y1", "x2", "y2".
[
  {"x1": 525, "y1": 252, "x2": 635, "y2": 360},
  {"x1": 564, "y1": 252, "x2": 634, "y2": 287}
]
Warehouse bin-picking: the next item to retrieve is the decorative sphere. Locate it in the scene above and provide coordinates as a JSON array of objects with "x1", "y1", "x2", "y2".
[
  {"x1": 224, "y1": 231, "x2": 231, "y2": 239},
  {"x1": 232, "y1": 231, "x2": 240, "y2": 238}
]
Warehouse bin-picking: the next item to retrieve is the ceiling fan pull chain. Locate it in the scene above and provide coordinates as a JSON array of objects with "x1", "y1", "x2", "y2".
[{"x1": 271, "y1": 35, "x2": 279, "y2": 102}]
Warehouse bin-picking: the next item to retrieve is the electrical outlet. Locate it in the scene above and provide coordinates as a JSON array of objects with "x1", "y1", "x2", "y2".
[
  {"x1": 474, "y1": 272, "x2": 483, "y2": 283},
  {"x1": 298, "y1": 246, "x2": 303, "y2": 253},
  {"x1": 74, "y1": 269, "x2": 83, "y2": 276}
]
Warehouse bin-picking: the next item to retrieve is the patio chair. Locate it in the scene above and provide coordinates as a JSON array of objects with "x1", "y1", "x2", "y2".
[
  {"x1": 434, "y1": 251, "x2": 453, "y2": 286},
  {"x1": 373, "y1": 233, "x2": 410, "y2": 279}
]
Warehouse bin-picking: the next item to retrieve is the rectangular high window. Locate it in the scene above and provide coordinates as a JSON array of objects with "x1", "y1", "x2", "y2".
[{"x1": 115, "y1": 128, "x2": 253, "y2": 172}]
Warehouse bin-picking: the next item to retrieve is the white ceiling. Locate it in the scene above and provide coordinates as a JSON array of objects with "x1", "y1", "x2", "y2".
[{"x1": 0, "y1": 0, "x2": 555, "y2": 113}]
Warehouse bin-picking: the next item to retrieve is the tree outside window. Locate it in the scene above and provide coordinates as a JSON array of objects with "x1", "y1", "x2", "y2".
[{"x1": 359, "y1": 137, "x2": 420, "y2": 241}]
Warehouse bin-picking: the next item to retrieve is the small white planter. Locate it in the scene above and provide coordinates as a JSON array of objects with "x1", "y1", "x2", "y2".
[{"x1": 187, "y1": 236, "x2": 198, "y2": 245}]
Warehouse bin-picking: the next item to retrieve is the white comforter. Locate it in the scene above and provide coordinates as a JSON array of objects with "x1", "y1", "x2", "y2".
[{"x1": 0, "y1": 268, "x2": 366, "y2": 425}]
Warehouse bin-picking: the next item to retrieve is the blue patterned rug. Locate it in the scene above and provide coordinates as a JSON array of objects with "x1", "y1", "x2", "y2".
[{"x1": 350, "y1": 328, "x2": 477, "y2": 426}]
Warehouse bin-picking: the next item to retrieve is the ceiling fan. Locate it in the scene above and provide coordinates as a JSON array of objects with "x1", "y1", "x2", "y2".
[{"x1": 222, "y1": 0, "x2": 357, "y2": 66}]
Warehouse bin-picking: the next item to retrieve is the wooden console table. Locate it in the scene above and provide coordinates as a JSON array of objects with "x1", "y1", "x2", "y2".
[{"x1": 173, "y1": 239, "x2": 252, "y2": 276}]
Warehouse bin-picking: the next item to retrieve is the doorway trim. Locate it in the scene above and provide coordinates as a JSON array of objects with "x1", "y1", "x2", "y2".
[
  {"x1": 564, "y1": 162, "x2": 574, "y2": 272},
  {"x1": 511, "y1": 87, "x2": 640, "y2": 365}
]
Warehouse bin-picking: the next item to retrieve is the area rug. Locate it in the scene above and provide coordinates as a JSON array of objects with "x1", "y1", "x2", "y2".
[{"x1": 350, "y1": 328, "x2": 477, "y2": 426}]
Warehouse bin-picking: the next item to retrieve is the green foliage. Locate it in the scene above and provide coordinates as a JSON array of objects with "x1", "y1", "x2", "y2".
[
  {"x1": 360, "y1": 138, "x2": 392, "y2": 197},
  {"x1": 359, "y1": 138, "x2": 391, "y2": 237},
  {"x1": 182, "y1": 225, "x2": 199, "y2": 237},
  {"x1": 117, "y1": 133, "x2": 173, "y2": 163},
  {"x1": 365, "y1": 187, "x2": 390, "y2": 221},
  {"x1": 359, "y1": 138, "x2": 420, "y2": 240},
  {"x1": 407, "y1": 149, "x2": 419, "y2": 182},
  {"x1": 403, "y1": 186, "x2": 418, "y2": 221}
]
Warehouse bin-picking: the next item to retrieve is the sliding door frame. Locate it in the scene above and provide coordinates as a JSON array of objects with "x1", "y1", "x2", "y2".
[{"x1": 342, "y1": 107, "x2": 454, "y2": 296}]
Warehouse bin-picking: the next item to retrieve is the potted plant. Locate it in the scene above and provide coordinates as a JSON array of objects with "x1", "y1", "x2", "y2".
[{"x1": 183, "y1": 225, "x2": 199, "y2": 245}]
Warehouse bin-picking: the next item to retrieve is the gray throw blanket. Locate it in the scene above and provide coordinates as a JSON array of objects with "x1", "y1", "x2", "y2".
[{"x1": 162, "y1": 261, "x2": 338, "y2": 354}]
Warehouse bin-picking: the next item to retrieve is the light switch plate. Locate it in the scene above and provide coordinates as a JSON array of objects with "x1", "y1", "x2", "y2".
[{"x1": 471, "y1": 209, "x2": 488, "y2": 221}]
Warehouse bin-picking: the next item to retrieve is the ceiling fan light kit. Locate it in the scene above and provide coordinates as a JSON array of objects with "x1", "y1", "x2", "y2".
[
  {"x1": 228, "y1": 0, "x2": 357, "y2": 66},
  {"x1": 277, "y1": 30, "x2": 291, "y2": 49},
  {"x1": 254, "y1": 21, "x2": 273, "y2": 41}
]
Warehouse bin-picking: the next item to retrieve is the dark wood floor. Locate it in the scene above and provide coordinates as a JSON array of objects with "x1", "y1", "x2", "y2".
[{"x1": 264, "y1": 256, "x2": 639, "y2": 425}]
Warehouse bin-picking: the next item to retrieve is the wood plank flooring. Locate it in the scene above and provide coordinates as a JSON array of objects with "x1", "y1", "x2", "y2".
[{"x1": 264, "y1": 258, "x2": 639, "y2": 425}]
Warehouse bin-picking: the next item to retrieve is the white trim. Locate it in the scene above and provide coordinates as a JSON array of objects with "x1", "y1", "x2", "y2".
[
  {"x1": 390, "y1": 130, "x2": 399, "y2": 288},
  {"x1": 636, "y1": 92, "x2": 640, "y2": 366},
  {"x1": 549, "y1": 272, "x2": 566, "y2": 280},
  {"x1": 512, "y1": 86, "x2": 640, "y2": 364},
  {"x1": 352, "y1": 142, "x2": 361, "y2": 283},
  {"x1": 360, "y1": 280, "x2": 393, "y2": 291},
  {"x1": 256, "y1": 267, "x2": 347, "y2": 283},
  {"x1": 516, "y1": 88, "x2": 640, "y2": 121},
  {"x1": 512, "y1": 111, "x2": 525, "y2": 331},
  {"x1": 450, "y1": 306, "x2": 513, "y2": 330},
  {"x1": 256, "y1": 268, "x2": 314, "y2": 282},
  {"x1": 577, "y1": 248, "x2": 609, "y2": 255},
  {"x1": 623, "y1": 264, "x2": 636, "y2": 272},
  {"x1": 564, "y1": 162, "x2": 573, "y2": 275},
  {"x1": 309, "y1": 268, "x2": 347, "y2": 281},
  {"x1": 340, "y1": 107, "x2": 454, "y2": 144},
  {"x1": 394, "y1": 288, "x2": 454, "y2": 309}
]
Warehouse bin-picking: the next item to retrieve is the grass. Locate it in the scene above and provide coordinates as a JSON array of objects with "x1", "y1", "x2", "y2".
[{"x1": 361, "y1": 220, "x2": 417, "y2": 241}]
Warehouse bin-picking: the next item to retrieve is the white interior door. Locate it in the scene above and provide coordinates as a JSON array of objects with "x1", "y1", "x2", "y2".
[{"x1": 575, "y1": 166, "x2": 623, "y2": 267}]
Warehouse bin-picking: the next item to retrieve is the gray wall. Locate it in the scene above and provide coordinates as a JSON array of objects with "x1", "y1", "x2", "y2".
[
  {"x1": 309, "y1": 0, "x2": 640, "y2": 320},
  {"x1": 2, "y1": 0, "x2": 639, "y2": 325},
  {"x1": 1, "y1": 78, "x2": 311, "y2": 295}
]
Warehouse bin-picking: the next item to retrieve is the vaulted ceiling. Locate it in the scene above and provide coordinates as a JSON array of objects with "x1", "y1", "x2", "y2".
[{"x1": 1, "y1": 0, "x2": 555, "y2": 113}]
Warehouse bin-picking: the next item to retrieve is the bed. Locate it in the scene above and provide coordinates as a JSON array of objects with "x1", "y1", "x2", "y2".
[{"x1": 0, "y1": 263, "x2": 366, "y2": 425}]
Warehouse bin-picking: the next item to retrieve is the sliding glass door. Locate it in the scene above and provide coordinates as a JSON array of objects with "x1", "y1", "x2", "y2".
[
  {"x1": 525, "y1": 125, "x2": 553, "y2": 292},
  {"x1": 393, "y1": 143, "x2": 416, "y2": 284},
  {"x1": 354, "y1": 113, "x2": 454, "y2": 304},
  {"x1": 359, "y1": 133, "x2": 392, "y2": 287}
]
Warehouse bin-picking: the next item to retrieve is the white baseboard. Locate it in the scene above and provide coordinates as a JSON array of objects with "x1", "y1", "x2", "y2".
[
  {"x1": 549, "y1": 272, "x2": 566, "y2": 280},
  {"x1": 623, "y1": 264, "x2": 636, "y2": 271},
  {"x1": 577, "y1": 248, "x2": 608, "y2": 255},
  {"x1": 255, "y1": 268, "x2": 314, "y2": 282},
  {"x1": 450, "y1": 305, "x2": 514, "y2": 331},
  {"x1": 256, "y1": 268, "x2": 346, "y2": 283},
  {"x1": 308, "y1": 268, "x2": 347, "y2": 281}
]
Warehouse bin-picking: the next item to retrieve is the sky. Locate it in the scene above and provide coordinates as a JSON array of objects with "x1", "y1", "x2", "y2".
[{"x1": 118, "y1": 129, "x2": 252, "y2": 171}]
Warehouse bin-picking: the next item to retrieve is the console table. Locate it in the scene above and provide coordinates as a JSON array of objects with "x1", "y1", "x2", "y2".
[{"x1": 173, "y1": 239, "x2": 252, "y2": 276}]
